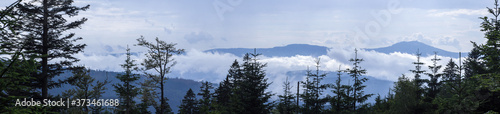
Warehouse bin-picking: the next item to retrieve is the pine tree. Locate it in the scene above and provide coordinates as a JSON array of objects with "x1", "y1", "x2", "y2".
[
  {"x1": 63, "y1": 68, "x2": 110, "y2": 113},
  {"x1": 277, "y1": 76, "x2": 296, "y2": 114},
  {"x1": 113, "y1": 45, "x2": 141, "y2": 114},
  {"x1": 410, "y1": 50, "x2": 427, "y2": 91},
  {"x1": 136, "y1": 36, "x2": 184, "y2": 114},
  {"x1": 434, "y1": 59, "x2": 484, "y2": 113},
  {"x1": 300, "y1": 58, "x2": 328, "y2": 114},
  {"x1": 390, "y1": 74, "x2": 419, "y2": 114},
  {"x1": 213, "y1": 60, "x2": 239, "y2": 113},
  {"x1": 234, "y1": 50, "x2": 273, "y2": 114},
  {"x1": 424, "y1": 52, "x2": 442, "y2": 101},
  {"x1": 0, "y1": 2, "x2": 38, "y2": 112},
  {"x1": 472, "y1": 0, "x2": 500, "y2": 112},
  {"x1": 137, "y1": 78, "x2": 157, "y2": 114},
  {"x1": 329, "y1": 65, "x2": 352, "y2": 113},
  {"x1": 345, "y1": 49, "x2": 373, "y2": 111},
  {"x1": 16, "y1": 0, "x2": 89, "y2": 100},
  {"x1": 198, "y1": 81, "x2": 214, "y2": 114},
  {"x1": 179, "y1": 88, "x2": 199, "y2": 114}
]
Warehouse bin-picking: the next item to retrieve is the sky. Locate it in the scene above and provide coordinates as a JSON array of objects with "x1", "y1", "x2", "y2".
[{"x1": 0, "y1": 0, "x2": 493, "y2": 83}]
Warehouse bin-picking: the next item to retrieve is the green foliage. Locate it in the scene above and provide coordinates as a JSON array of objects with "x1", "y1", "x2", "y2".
[
  {"x1": 300, "y1": 58, "x2": 329, "y2": 114},
  {"x1": 345, "y1": 49, "x2": 373, "y2": 111},
  {"x1": 16, "y1": 0, "x2": 89, "y2": 99},
  {"x1": 277, "y1": 76, "x2": 297, "y2": 114},
  {"x1": 198, "y1": 81, "x2": 214, "y2": 113},
  {"x1": 113, "y1": 46, "x2": 141, "y2": 114},
  {"x1": 389, "y1": 75, "x2": 419, "y2": 114},
  {"x1": 62, "y1": 68, "x2": 110, "y2": 113},
  {"x1": 329, "y1": 66, "x2": 354, "y2": 113},
  {"x1": 213, "y1": 60, "x2": 239, "y2": 113},
  {"x1": 179, "y1": 88, "x2": 199, "y2": 114}
]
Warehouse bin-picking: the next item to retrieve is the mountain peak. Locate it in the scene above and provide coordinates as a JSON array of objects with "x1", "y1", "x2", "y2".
[
  {"x1": 204, "y1": 44, "x2": 328, "y2": 57},
  {"x1": 365, "y1": 41, "x2": 464, "y2": 57}
]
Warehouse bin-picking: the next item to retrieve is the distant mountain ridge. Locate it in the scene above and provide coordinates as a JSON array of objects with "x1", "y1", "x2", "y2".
[
  {"x1": 204, "y1": 44, "x2": 328, "y2": 57},
  {"x1": 203, "y1": 41, "x2": 464, "y2": 58},
  {"x1": 364, "y1": 41, "x2": 465, "y2": 57}
]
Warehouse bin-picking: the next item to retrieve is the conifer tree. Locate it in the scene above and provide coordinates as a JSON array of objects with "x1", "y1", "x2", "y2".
[
  {"x1": 233, "y1": 50, "x2": 273, "y2": 113},
  {"x1": 434, "y1": 59, "x2": 483, "y2": 113},
  {"x1": 300, "y1": 58, "x2": 328, "y2": 113},
  {"x1": 277, "y1": 76, "x2": 296, "y2": 114},
  {"x1": 214, "y1": 60, "x2": 239, "y2": 113},
  {"x1": 16, "y1": 0, "x2": 89, "y2": 99},
  {"x1": 329, "y1": 65, "x2": 352, "y2": 113},
  {"x1": 179, "y1": 88, "x2": 199, "y2": 114},
  {"x1": 63, "y1": 68, "x2": 110, "y2": 113},
  {"x1": 345, "y1": 49, "x2": 373, "y2": 111},
  {"x1": 471, "y1": 0, "x2": 500, "y2": 112},
  {"x1": 0, "y1": 2, "x2": 38, "y2": 112},
  {"x1": 136, "y1": 36, "x2": 184, "y2": 114},
  {"x1": 137, "y1": 78, "x2": 157, "y2": 114},
  {"x1": 390, "y1": 74, "x2": 419, "y2": 113},
  {"x1": 198, "y1": 81, "x2": 214, "y2": 114},
  {"x1": 113, "y1": 46, "x2": 141, "y2": 114},
  {"x1": 425, "y1": 52, "x2": 442, "y2": 100}
]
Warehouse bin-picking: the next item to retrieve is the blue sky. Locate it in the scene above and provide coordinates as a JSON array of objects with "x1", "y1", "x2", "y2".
[{"x1": 0, "y1": 0, "x2": 492, "y2": 83}]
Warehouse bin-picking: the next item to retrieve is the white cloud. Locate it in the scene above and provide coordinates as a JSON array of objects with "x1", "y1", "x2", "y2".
[{"x1": 429, "y1": 9, "x2": 488, "y2": 17}]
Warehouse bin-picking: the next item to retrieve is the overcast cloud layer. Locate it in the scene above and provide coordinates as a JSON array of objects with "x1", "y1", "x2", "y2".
[{"x1": 0, "y1": 0, "x2": 487, "y2": 84}]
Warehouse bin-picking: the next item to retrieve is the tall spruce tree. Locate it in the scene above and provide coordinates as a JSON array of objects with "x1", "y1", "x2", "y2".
[
  {"x1": 179, "y1": 88, "x2": 199, "y2": 114},
  {"x1": 136, "y1": 36, "x2": 184, "y2": 114},
  {"x1": 16, "y1": 0, "x2": 89, "y2": 99},
  {"x1": 198, "y1": 81, "x2": 214, "y2": 114},
  {"x1": 213, "y1": 60, "x2": 239, "y2": 113},
  {"x1": 390, "y1": 74, "x2": 419, "y2": 113},
  {"x1": 329, "y1": 65, "x2": 353, "y2": 113},
  {"x1": 113, "y1": 46, "x2": 141, "y2": 114},
  {"x1": 235, "y1": 50, "x2": 273, "y2": 114},
  {"x1": 434, "y1": 59, "x2": 484, "y2": 113},
  {"x1": 137, "y1": 78, "x2": 157, "y2": 114},
  {"x1": 0, "y1": 1, "x2": 39, "y2": 113},
  {"x1": 277, "y1": 76, "x2": 296, "y2": 114},
  {"x1": 345, "y1": 49, "x2": 373, "y2": 111},
  {"x1": 62, "y1": 68, "x2": 110, "y2": 113},
  {"x1": 425, "y1": 52, "x2": 442, "y2": 100},
  {"x1": 472, "y1": 0, "x2": 500, "y2": 112},
  {"x1": 300, "y1": 58, "x2": 328, "y2": 113}
]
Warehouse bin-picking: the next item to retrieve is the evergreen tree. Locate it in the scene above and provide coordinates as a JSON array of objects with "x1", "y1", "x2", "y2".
[
  {"x1": 277, "y1": 76, "x2": 296, "y2": 114},
  {"x1": 329, "y1": 65, "x2": 353, "y2": 113},
  {"x1": 300, "y1": 58, "x2": 328, "y2": 114},
  {"x1": 473, "y1": 0, "x2": 500, "y2": 112},
  {"x1": 198, "y1": 81, "x2": 214, "y2": 114},
  {"x1": 63, "y1": 68, "x2": 110, "y2": 113},
  {"x1": 213, "y1": 60, "x2": 239, "y2": 113},
  {"x1": 345, "y1": 49, "x2": 373, "y2": 111},
  {"x1": 425, "y1": 52, "x2": 442, "y2": 100},
  {"x1": 136, "y1": 36, "x2": 184, "y2": 114},
  {"x1": 390, "y1": 74, "x2": 419, "y2": 114},
  {"x1": 232, "y1": 50, "x2": 273, "y2": 114},
  {"x1": 16, "y1": 0, "x2": 89, "y2": 100},
  {"x1": 113, "y1": 45, "x2": 141, "y2": 114},
  {"x1": 410, "y1": 50, "x2": 427, "y2": 92},
  {"x1": 137, "y1": 78, "x2": 157, "y2": 114},
  {"x1": 0, "y1": 2, "x2": 39, "y2": 112},
  {"x1": 434, "y1": 59, "x2": 484, "y2": 113},
  {"x1": 179, "y1": 88, "x2": 199, "y2": 114}
]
